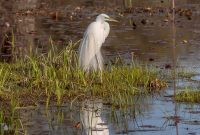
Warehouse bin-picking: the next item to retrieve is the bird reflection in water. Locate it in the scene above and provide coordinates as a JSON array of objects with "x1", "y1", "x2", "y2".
[{"x1": 80, "y1": 100, "x2": 109, "y2": 135}]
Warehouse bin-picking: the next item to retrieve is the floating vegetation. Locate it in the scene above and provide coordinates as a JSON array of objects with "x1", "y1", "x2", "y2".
[{"x1": 176, "y1": 91, "x2": 200, "y2": 103}]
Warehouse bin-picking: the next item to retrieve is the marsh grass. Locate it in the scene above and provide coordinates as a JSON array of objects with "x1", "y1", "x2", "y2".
[
  {"x1": 0, "y1": 41, "x2": 166, "y2": 108},
  {"x1": 0, "y1": 41, "x2": 167, "y2": 134},
  {"x1": 176, "y1": 90, "x2": 200, "y2": 103}
]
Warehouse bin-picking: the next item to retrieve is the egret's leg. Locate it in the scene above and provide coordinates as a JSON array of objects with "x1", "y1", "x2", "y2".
[{"x1": 95, "y1": 52, "x2": 103, "y2": 70}]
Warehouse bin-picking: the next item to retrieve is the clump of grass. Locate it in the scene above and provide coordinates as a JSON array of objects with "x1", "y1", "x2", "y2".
[
  {"x1": 0, "y1": 93, "x2": 21, "y2": 135},
  {"x1": 176, "y1": 91, "x2": 200, "y2": 103},
  {"x1": 0, "y1": 41, "x2": 166, "y2": 108}
]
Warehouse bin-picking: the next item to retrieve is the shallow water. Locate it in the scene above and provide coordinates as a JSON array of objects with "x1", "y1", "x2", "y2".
[
  {"x1": 16, "y1": 90, "x2": 200, "y2": 135},
  {"x1": 1, "y1": 0, "x2": 200, "y2": 134}
]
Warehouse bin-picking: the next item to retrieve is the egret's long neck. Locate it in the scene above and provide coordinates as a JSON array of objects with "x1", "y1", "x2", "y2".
[{"x1": 96, "y1": 17, "x2": 104, "y2": 23}]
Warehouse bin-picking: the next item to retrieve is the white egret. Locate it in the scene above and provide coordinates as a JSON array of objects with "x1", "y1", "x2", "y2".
[{"x1": 78, "y1": 14, "x2": 118, "y2": 71}]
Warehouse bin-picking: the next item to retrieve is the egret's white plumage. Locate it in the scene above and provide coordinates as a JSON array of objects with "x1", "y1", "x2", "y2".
[{"x1": 78, "y1": 14, "x2": 115, "y2": 71}]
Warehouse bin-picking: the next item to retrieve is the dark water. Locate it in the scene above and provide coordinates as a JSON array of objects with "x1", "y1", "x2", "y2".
[
  {"x1": 1, "y1": 0, "x2": 200, "y2": 69},
  {"x1": 1, "y1": 0, "x2": 200, "y2": 134}
]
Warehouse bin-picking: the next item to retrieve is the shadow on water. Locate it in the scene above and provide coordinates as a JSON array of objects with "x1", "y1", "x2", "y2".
[{"x1": 1, "y1": 0, "x2": 200, "y2": 134}]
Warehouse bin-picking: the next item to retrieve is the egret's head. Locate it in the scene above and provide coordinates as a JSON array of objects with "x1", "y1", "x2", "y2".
[{"x1": 96, "y1": 14, "x2": 118, "y2": 23}]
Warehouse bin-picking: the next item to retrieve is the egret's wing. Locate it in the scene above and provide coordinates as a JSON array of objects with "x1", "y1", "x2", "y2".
[
  {"x1": 78, "y1": 22, "x2": 104, "y2": 70},
  {"x1": 78, "y1": 34, "x2": 96, "y2": 70}
]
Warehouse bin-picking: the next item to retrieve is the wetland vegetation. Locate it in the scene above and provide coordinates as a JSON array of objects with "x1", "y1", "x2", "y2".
[
  {"x1": 176, "y1": 91, "x2": 200, "y2": 103},
  {"x1": 0, "y1": 41, "x2": 166, "y2": 108},
  {"x1": 0, "y1": 40, "x2": 168, "y2": 135}
]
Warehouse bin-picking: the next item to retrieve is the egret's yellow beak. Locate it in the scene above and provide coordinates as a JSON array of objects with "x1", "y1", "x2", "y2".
[{"x1": 108, "y1": 18, "x2": 118, "y2": 22}]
